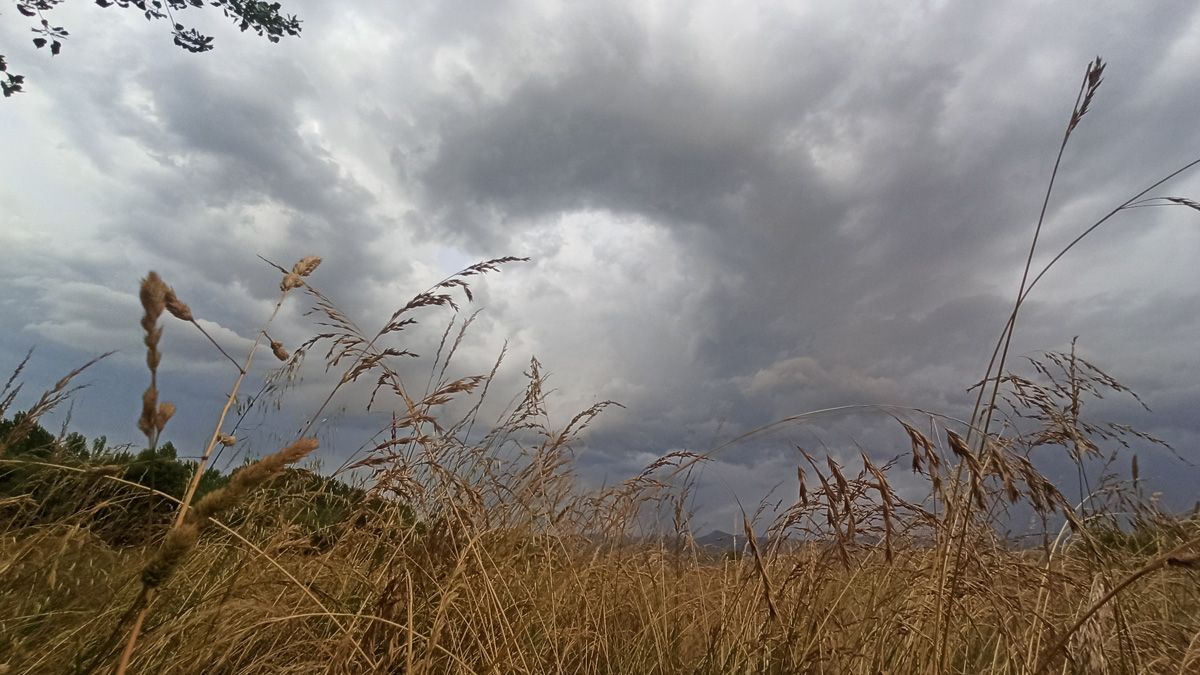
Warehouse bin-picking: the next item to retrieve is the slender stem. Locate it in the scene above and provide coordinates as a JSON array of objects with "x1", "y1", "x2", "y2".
[
  {"x1": 189, "y1": 318, "x2": 245, "y2": 373},
  {"x1": 114, "y1": 598, "x2": 150, "y2": 674},
  {"x1": 940, "y1": 64, "x2": 1091, "y2": 675},
  {"x1": 961, "y1": 153, "x2": 1200, "y2": 454},
  {"x1": 174, "y1": 292, "x2": 286, "y2": 528},
  {"x1": 147, "y1": 366, "x2": 160, "y2": 452},
  {"x1": 967, "y1": 68, "x2": 1088, "y2": 449},
  {"x1": 1017, "y1": 156, "x2": 1200, "y2": 306}
]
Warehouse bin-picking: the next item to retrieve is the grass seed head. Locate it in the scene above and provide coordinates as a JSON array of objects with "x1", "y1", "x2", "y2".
[
  {"x1": 164, "y1": 289, "x2": 194, "y2": 322},
  {"x1": 139, "y1": 272, "x2": 168, "y2": 327},
  {"x1": 140, "y1": 522, "x2": 199, "y2": 589},
  {"x1": 280, "y1": 273, "x2": 304, "y2": 292},
  {"x1": 193, "y1": 438, "x2": 319, "y2": 522},
  {"x1": 137, "y1": 386, "x2": 158, "y2": 439},
  {"x1": 291, "y1": 255, "x2": 322, "y2": 277},
  {"x1": 155, "y1": 401, "x2": 176, "y2": 432}
]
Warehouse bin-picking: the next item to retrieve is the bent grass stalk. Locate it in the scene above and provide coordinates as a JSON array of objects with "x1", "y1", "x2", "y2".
[
  {"x1": 115, "y1": 258, "x2": 324, "y2": 674},
  {"x1": 943, "y1": 57, "x2": 1200, "y2": 674}
]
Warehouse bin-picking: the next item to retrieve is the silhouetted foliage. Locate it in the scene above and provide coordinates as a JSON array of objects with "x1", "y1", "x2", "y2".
[
  {"x1": 0, "y1": 412, "x2": 56, "y2": 457},
  {"x1": 124, "y1": 443, "x2": 190, "y2": 498},
  {"x1": 3, "y1": 0, "x2": 301, "y2": 97},
  {"x1": 0, "y1": 414, "x2": 381, "y2": 546}
]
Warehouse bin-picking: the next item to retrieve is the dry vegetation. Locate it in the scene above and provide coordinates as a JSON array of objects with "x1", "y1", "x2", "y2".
[{"x1": 2, "y1": 58, "x2": 1200, "y2": 675}]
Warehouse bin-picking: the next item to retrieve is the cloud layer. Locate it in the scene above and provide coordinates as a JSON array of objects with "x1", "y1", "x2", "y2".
[{"x1": 3, "y1": 0, "x2": 1199, "y2": 526}]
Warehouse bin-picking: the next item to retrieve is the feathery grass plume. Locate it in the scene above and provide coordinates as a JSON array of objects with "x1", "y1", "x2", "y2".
[
  {"x1": 1126, "y1": 195, "x2": 1200, "y2": 213},
  {"x1": 860, "y1": 452, "x2": 895, "y2": 562},
  {"x1": 1067, "y1": 56, "x2": 1105, "y2": 135},
  {"x1": 278, "y1": 256, "x2": 321, "y2": 293},
  {"x1": 140, "y1": 522, "x2": 199, "y2": 589},
  {"x1": 163, "y1": 288, "x2": 194, "y2": 322},
  {"x1": 742, "y1": 512, "x2": 778, "y2": 623},
  {"x1": 796, "y1": 462, "x2": 808, "y2": 506},
  {"x1": 259, "y1": 254, "x2": 322, "y2": 289},
  {"x1": 278, "y1": 271, "x2": 302, "y2": 290},
  {"x1": 137, "y1": 272, "x2": 170, "y2": 449},
  {"x1": 291, "y1": 255, "x2": 527, "y2": 442},
  {"x1": 0, "y1": 348, "x2": 32, "y2": 420},
  {"x1": 192, "y1": 438, "x2": 319, "y2": 523},
  {"x1": 266, "y1": 334, "x2": 289, "y2": 361},
  {"x1": 0, "y1": 351, "x2": 110, "y2": 456},
  {"x1": 154, "y1": 401, "x2": 175, "y2": 434},
  {"x1": 936, "y1": 81, "x2": 1185, "y2": 650},
  {"x1": 280, "y1": 273, "x2": 304, "y2": 291},
  {"x1": 171, "y1": 255, "x2": 318, "y2": 525},
  {"x1": 217, "y1": 433, "x2": 236, "y2": 447},
  {"x1": 138, "y1": 276, "x2": 166, "y2": 337},
  {"x1": 291, "y1": 255, "x2": 321, "y2": 277}
]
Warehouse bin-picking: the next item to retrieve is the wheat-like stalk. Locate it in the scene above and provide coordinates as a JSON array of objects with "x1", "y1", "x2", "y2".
[{"x1": 114, "y1": 258, "x2": 322, "y2": 674}]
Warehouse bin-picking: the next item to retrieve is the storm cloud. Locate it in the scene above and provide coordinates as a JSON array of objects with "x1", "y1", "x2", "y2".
[{"x1": 3, "y1": 0, "x2": 1199, "y2": 527}]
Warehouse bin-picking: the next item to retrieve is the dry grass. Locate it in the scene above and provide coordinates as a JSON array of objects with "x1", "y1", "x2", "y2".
[{"x1": 2, "y1": 57, "x2": 1200, "y2": 674}]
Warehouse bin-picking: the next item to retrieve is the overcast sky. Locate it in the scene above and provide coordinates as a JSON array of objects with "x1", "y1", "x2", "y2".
[{"x1": 3, "y1": 1, "x2": 1198, "y2": 529}]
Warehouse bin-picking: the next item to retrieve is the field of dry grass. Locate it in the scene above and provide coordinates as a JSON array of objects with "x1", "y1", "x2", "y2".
[{"x1": 2, "y1": 57, "x2": 1200, "y2": 675}]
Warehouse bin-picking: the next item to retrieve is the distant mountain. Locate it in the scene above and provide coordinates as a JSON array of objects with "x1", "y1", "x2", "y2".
[
  {"x1": 693, "y1": 529, "x2": 769, "y2": 553},
  {"x1": 694, "y1": 530, "x2": 738, "y2": 549}
]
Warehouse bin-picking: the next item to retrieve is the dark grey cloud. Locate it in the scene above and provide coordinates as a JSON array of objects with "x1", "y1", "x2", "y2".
[{"x1": 2, "y1": 0, "x2": 1199, "y2": 523}]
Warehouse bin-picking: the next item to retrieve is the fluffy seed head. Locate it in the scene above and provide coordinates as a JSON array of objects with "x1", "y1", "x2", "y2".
[
  {"x1": 233, "y1": 438, "x2": 319, "y2": 487},
  {"x1": 291, "y1": 255, "x2": 322, "y2": 277},
  {"x1": 141, "y1": 522, "x2": 199, "y2": 588},
  {"x1": 155, "y1": 401, "x2": 176, "y2": 432},
  {"x1": 144, "y1": 340, "x2": 161, "y2": 371},
  {"x1": 139, "y1": 273, "x2": 168, "y2": 384},
  {"x1": 139, "y1": 272, "x2": 168, "y2": 327},
  {"x1": 193, "y1": 486, "x2": 237, "y2": 521},
  {"x1": 164, "y1": 290, "x2": 194, "y2": 322},
  {"x1": 193, "y1": 438, "x2": 318, "y2": 522},
  {"x1": 280, "y1": 273, "x2": 304, "y2": 292},
  {"x1": 138, "y1": 387, "x2": 158, "y2": 439}
]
